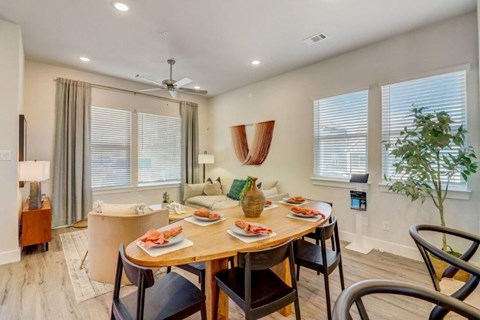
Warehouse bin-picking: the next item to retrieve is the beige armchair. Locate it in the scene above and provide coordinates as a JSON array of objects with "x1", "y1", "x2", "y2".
[{"x1": 87, "y1": 209, "x2": 169, "y2": 284}]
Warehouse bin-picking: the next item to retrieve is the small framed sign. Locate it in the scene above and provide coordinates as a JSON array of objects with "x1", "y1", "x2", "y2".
[{"x1": 350, "y1": 191, "x2": 367, "y2": 211}]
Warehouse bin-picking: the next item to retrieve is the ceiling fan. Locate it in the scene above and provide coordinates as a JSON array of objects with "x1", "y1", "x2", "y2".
[{"x1": 135, "y1": 59, "x2": 208, "y2": 99}]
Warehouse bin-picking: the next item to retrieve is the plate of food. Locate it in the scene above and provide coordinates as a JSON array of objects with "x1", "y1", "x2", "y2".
[
  {"x1": 264, "y1": 200, "x2": 273, "y2": 208},
  {"x1": 231, "y1": 220, "x2": 273, "y2": 237},
  {"x1": 283, "y1": 196, "x2": 307, "y2": 204},
  {"x1": 138, "y1": 225, "x2": 185, "y2": 249},
  {"x1": 193, "y1": 208, "x2": 224, "y2": 222},
  {"x1": 290, "y1": 206, "x2": 325, "y2": 219}
]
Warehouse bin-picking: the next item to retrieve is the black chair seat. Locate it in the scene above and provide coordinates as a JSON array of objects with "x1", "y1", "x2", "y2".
[
  {"x1": 116, "y1": 272, "x2": 205, "y2": 320},
  {"x1": 294, "y1": 239, "x2": 341, "y2": 274},
  {"x1": 216, "y1": 267, "x2": 294, "y2": 309}
]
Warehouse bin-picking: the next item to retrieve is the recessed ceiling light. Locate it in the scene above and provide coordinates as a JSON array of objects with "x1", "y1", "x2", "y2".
[
  {"x1": 194, "y1": 86, "x2": 201, "y2": 90},
  {"x1": 79, "y1": 56, "x2": 90, "y2": 62},
  {"x1": 112, "y1": 2, "x2": 130, "y2": 12},
  {"x1": 251, "y1": 60, "x2": 261, "y2": 65}
]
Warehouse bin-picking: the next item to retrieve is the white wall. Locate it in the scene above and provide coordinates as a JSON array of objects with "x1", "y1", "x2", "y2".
[
  {"x1": 208, "y1": 12, "x2": 480, "y2": 260},
  {"x1": 0, "y1": 19, "x2": 24, "y2": 264},
  {"x1": 23, "y1": 60, "x2": 209, "y2": 224}
]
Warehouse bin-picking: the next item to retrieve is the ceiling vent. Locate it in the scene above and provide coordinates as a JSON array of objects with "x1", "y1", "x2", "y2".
[{"x1": 303, "y1": 33, "x2": 327, "y2": 45}]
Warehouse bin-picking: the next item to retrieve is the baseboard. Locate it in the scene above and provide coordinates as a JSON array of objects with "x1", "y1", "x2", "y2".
[
  {"x1": 339, "y1": 230, "x2": 422, "y2": 261},
  {"x1": 0, "y1": 247, "x2": 21, "y2": 265}
]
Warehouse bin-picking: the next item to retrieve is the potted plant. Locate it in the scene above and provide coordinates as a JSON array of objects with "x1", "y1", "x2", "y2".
[{"x1": 384, "y1": 107, "x2": 477, "y2": 277}]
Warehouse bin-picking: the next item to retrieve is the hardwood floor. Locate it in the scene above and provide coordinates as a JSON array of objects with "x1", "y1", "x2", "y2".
[{"x1": 0, "y1": 227, "x2": 441, "y2": 319}]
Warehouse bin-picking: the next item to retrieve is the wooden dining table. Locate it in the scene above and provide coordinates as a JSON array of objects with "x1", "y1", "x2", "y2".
[{"x1": 126, "y1": 200, "x2": 332, "y2": 320}]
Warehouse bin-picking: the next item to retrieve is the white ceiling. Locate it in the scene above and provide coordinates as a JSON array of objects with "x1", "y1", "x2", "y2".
[{"x1": 0, "y1": 0, "x2": 476, "y2": 96}]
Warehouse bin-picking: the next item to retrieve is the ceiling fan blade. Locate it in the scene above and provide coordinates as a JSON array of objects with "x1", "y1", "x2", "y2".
[
  {"x1": 174, "y1": 77, "x2": 192, "y2": 88},
  {"x1": 178, "y1": 87, "x2": 208, "y2": 95},
  {"x1": 137, "y1": 87, "x2": 166, "y2": 92},
  {"x1": 135, "y1": 74, "x2": 164, "y2": 86},
  {"x1": 169, "y1": 90, "x2": 179, "y2": 99}
]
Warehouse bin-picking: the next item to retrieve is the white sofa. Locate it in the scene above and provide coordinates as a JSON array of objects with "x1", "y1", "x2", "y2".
[{"x1": 183, "y1": 177, "x2": 288, "y2": 210}]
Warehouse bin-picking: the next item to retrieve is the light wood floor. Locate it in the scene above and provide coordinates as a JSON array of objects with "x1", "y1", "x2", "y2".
[{"x1": 0, "y1": 227, "x2": 440, "y2": 319}]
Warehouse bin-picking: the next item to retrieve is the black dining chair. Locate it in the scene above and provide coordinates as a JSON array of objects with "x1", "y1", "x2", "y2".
[
  {"x1": 302, "y1": 201, "x2": 334, "y2": 247},
  {"x1": 111, "y1": 244, "x2": 206, "y2": 320},
  {"x1": 332, "y1": 279, "x2": 480, "y2": 320},
  {"x1": 166, "y1": 256, "x2": 235, "y2": 293},
  {"x1": 214, "y1": 241, "x2": 301, "y2": 320},
  {"x1": 294, "y1": 215, "x2": 344, "y2": 320},
  {"x1": 409, "y1": 224, "x2": 480, "y2": 319}
]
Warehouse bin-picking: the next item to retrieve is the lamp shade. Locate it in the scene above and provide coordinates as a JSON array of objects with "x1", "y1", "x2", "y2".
[
  {"x1": 19, "y1": 161, "x2": 50, "y2": 182},
  {"x1": 198, "y1": 154, "x2": 215, "y2": 164}
]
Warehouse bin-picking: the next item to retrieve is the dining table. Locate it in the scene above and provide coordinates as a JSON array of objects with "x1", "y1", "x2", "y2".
[{"x1": 126, "y1": 200, "x2": 332, "y2": 320}]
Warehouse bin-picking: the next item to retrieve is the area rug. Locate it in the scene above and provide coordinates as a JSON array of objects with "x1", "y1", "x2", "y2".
[{"x1": 60, "y1": 230, "x2": 114, "y2": 303}]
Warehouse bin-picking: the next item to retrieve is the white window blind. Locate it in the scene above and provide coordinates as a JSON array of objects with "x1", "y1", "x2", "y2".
[
  {"x1": 313, "y1": 90, "x2": 368, "y2": 179},
  {"x1": 138, "y1": 112, "x2": 181, "y2": 185},
  {"x1": 91, "y1": 106, "x2": 132, "y2": 188},
  {"x1": 382, "y1": 70, "x2": 467, "y2": 187}
]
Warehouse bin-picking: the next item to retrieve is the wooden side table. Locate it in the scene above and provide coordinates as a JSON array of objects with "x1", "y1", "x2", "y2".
[{"x1": 21, "y1": 198, "x2": 52, "y2": 252}]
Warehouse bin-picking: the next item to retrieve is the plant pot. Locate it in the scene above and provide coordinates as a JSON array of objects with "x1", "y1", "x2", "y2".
[
  {"x1": 431, "y1": 254, "x2": 470, "y2": 282},
  {"x1": 241, "y1": 178, "x2": 265, "y2": 218}
]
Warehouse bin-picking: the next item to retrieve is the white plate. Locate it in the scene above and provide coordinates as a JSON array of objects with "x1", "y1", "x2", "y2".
[
  {"x1": 231, "y1": 223, "x2": 270, "y2": 237},
  {"x1": 289, "y1": 210, "x2": 318, "y2": 219},
  {"x1": 143, "y1": 231, "x2": 185, "y2": 248},
  {"x1": 193, "y1": 212, "x2": 224, "y2": 222},
  {"x1": 282, "y1": 197, "x2": 307, "y2": 205}
]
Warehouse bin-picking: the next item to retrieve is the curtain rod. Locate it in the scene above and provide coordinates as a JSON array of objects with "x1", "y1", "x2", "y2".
[{"x1": 53, "y1": 78, "x2": 187, "y2": 104}]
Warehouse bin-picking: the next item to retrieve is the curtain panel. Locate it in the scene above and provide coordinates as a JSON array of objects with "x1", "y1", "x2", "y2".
[
  {"x1": 52, "y1": 78, "x2": 92, "y2": 227},
  {"x1": 180, "y1": 101, "x2": 199, "y2": 201}
]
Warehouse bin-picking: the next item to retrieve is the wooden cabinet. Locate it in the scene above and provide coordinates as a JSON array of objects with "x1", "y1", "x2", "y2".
[{"x1": 21, "y1": 198, "x2": 52, "y2": 251}]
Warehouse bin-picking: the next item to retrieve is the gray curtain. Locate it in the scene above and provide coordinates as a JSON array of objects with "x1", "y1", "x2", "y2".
[
  {"x1": 180, "y1": 101, "x2": 199, "y2": 200},
  {"x1": 52, "y1": 78, "x2": 92, "y2": 227}
]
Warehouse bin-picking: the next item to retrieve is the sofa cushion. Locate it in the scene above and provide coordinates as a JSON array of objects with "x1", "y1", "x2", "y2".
[
  {"x1": 221, "y1": 177, "x2": 234, "y2": 195},
  {"x1": 186, "y1": 195, "x2": 229, "y2": 208},
  {"x1": 99, "y1": 203, "x2": 139, "y2": 216},
  {"x1": 259, "y1": 180, "x2": 278, "y2": 190},
  {"x1": 204, "y1": 181, "x2": 223, "y2": 196},
  {"x1": 211, "y1": 199, "x2": 239, "y2": 210},
  {"x1": 263, "y1": 186, "x2": 279, "y2": 197},
  {"x1": 183, "y1": 183, "x2": 206, "y2": 201},
  {"x1": 227, "y1": 179, "x2": 246, "y2": 200}
]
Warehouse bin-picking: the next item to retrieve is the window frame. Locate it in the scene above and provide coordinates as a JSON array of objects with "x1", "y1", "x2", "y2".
[
  {"x1": 312, "y1": 89, "x2": 369, "y2": 181},
  {"x1": 381, "y1": 70, "x2": 469, "y2": 190}
]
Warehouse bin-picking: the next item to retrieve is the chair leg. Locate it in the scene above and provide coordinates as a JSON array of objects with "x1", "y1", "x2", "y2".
[
  {"x1": 200, "y1": 275, "x2": 205, "y2": 293},
  {"x1": 200, "y1": 301, "x2": 207, "y2": 320},
  {"x1": 339, "y1": 259, "x2": 345, "y2": 290},
  {"x1": 296, "y1": 265, "x2": 301, "y2": 282},
  {"x1": 324, "y1": 272, "x2": 332, "y2": 320},
  {"x1": 294, "y1": 293, "x2": 301, "y2": 320},
  {"x1": 213, "y1": 284, "x2": 220, "y2": 320},
  {"x1": 80, "y1": 250, "x2": 88, "y2": 270},
  {"x1": 166, "y1": 266, "x2": 172, "y2": 274}
]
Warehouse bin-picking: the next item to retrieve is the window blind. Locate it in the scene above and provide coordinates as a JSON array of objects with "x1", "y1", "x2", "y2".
[
  {"x1": 91, "y1": 106, "x2": 131, "y2": 188},
  {"x1": 138, "y1": 112, "x2": 181, "y2": 185},
  {"x1": 313, "y1": 90, "x2": 368, "y2": 179},
  {"x1": 382, "y1": 70, "x2": 467, "y2": 186}
]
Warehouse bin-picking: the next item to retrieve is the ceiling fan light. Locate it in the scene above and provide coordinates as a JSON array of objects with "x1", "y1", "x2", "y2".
[
  {"x1": 251, "y1": 60, "x2": 261, "y2": 65},
  {"x1": 112, "y1": 2, "x2": 130, "y2": 12},
  {"x1": 194, "y1": 86, "x2": 201, "y2": 90}
]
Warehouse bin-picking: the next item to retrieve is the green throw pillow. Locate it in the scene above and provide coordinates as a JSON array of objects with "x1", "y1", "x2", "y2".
[{"x1": 227, "y1": 179, "x2": 246, "y2": 200}]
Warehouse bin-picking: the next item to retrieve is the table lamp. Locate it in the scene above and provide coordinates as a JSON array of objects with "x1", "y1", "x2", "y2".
[
  {"x1": 198, "y1": 151, "x2": 214, "y2": 183},
  {"x1": 19, "y1": 161, "x2": 50, "y2": 209}
]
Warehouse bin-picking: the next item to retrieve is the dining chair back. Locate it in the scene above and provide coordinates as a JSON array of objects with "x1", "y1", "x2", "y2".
[
  {"x1": 332, "y1": 279, "x2": 480, "y2": 320},
  {"x1": 215, "y1": 241, "x2": 301, "y2": 320},
  {"x1": 409, "y1": 224, "x2": 480, "y2": 319},
  {"x1": 294, "y1": 215, "x2": 344, "y2": 320},
  {"x1": 112, "y1": 244, "x2": 206, "y2": 320}
]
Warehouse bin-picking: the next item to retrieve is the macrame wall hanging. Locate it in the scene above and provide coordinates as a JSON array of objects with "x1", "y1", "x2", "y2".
[{"x1": 231, "y1": 120, "x2": 275, "y2": 165}]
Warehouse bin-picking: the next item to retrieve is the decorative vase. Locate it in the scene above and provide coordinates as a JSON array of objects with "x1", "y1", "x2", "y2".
[{"x1": 241, "y1": 178, "x2": 265, "y2": 217}]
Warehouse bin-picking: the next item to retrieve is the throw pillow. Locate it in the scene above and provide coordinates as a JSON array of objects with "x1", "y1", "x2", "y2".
[
  {"x1": 204, "y1": 181, "x2": 223, "y2": 195},
  {"x1": 206, "y1": 177, "x2": 222, "y2": 185},
  {"x1": 227, "y1": 179, "x2": 246, "y2": 200},
  {"x1": 183, "y1": 183, "x2": 206, "y2": 201}
]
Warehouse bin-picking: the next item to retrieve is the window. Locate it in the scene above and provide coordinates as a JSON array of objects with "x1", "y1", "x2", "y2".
[
  {"x1": 382, "y1": 70, "x2": 467, "y2": 187},
  {"x1": 91, "y1": 106, "x2": 131, "y2": 188},
  {"x1": 313, "y1": 90, "x2": 368, "y2": 179},
  {"x1": 138, "y1": 113, "x2": 181, "y2": 185}
]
